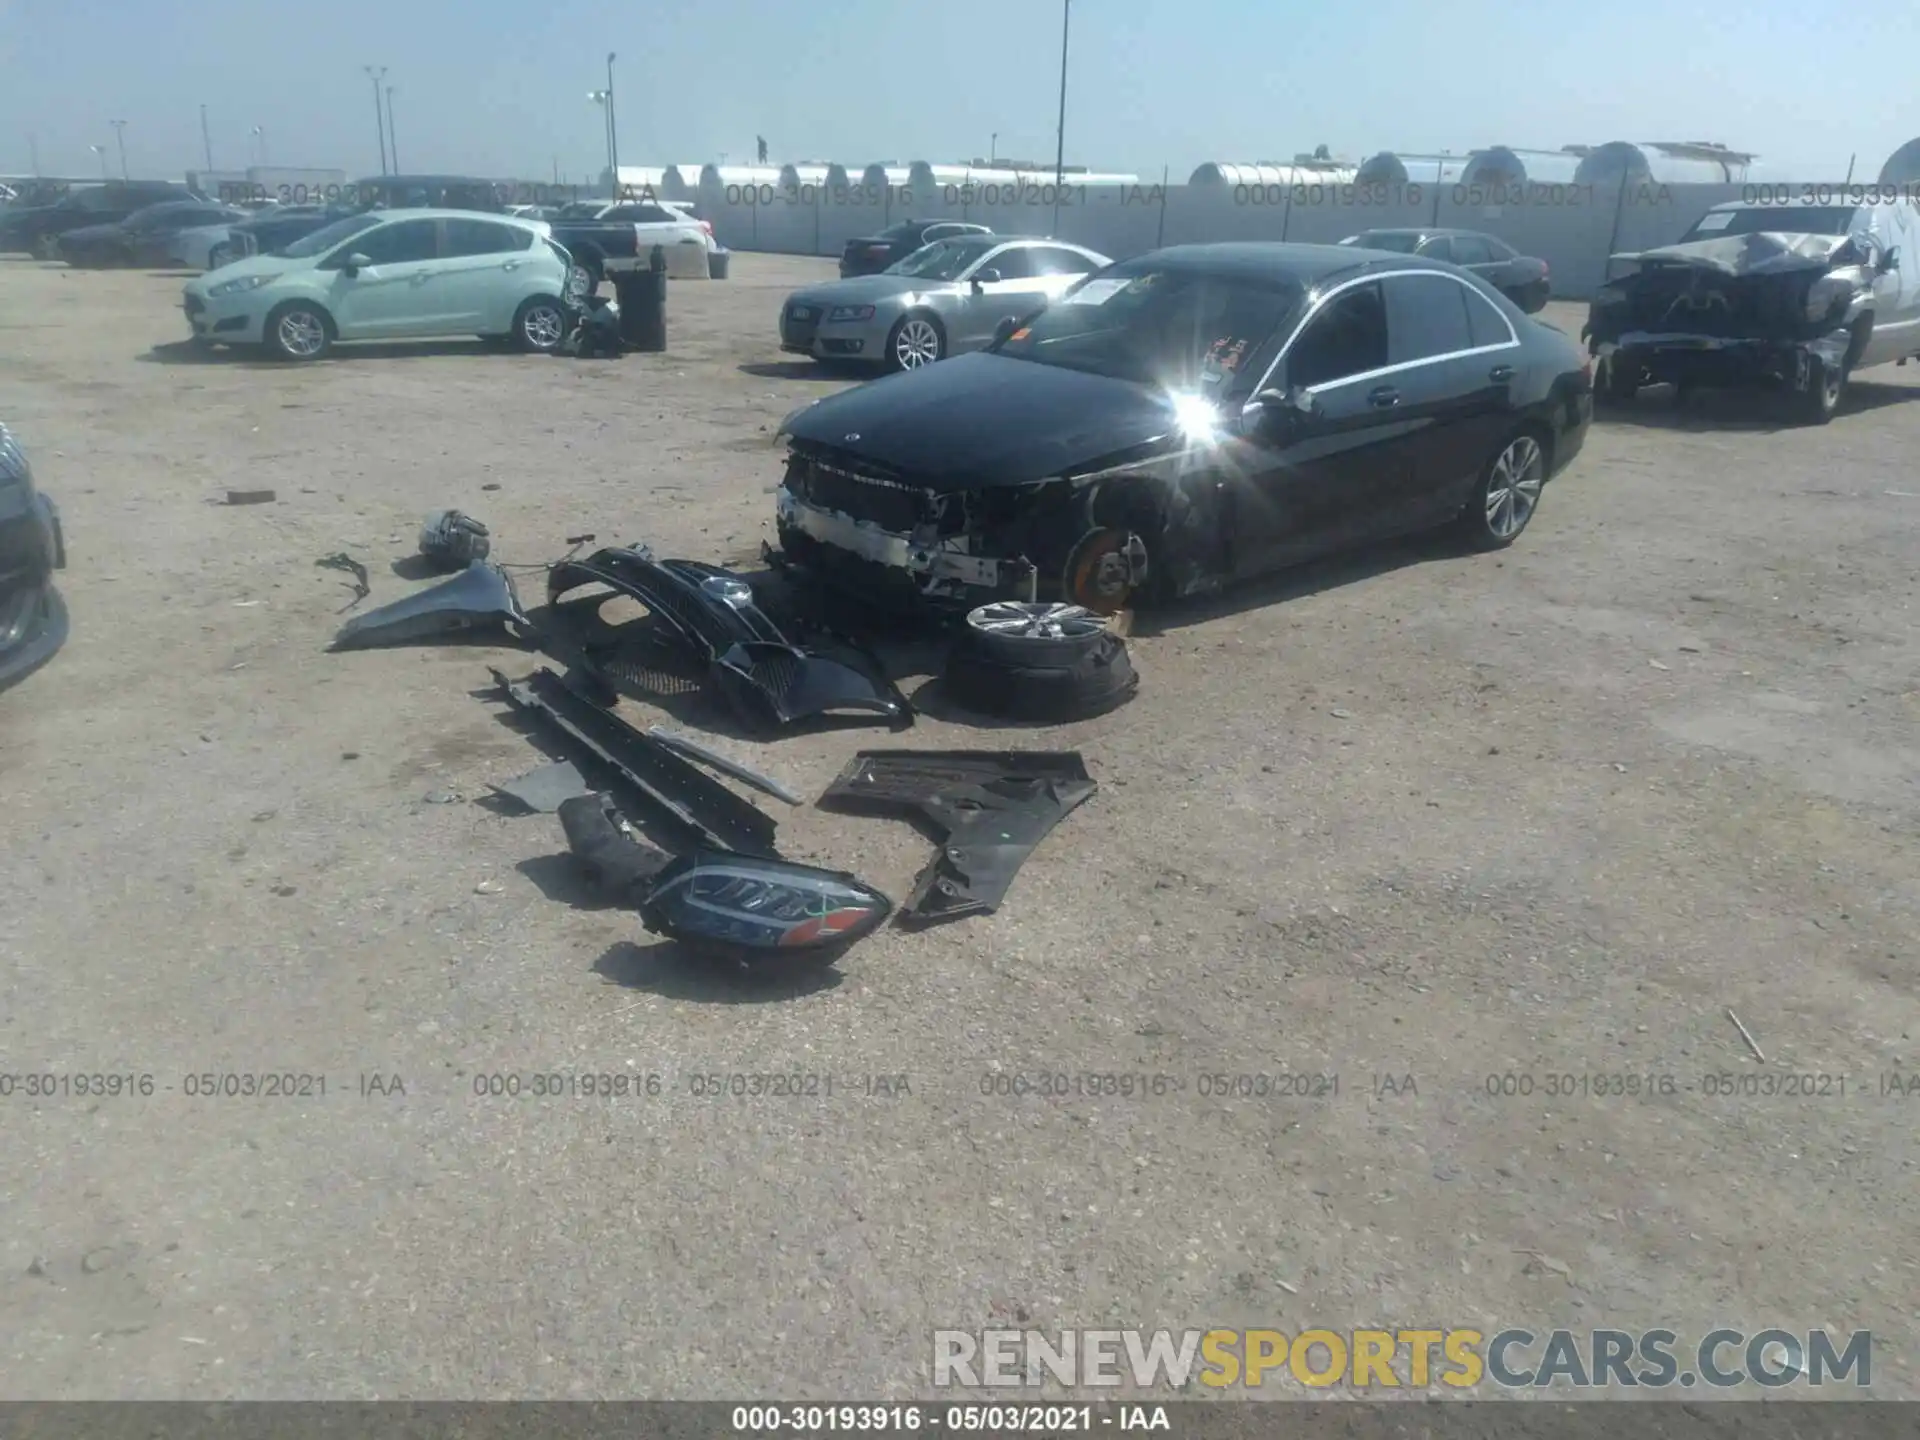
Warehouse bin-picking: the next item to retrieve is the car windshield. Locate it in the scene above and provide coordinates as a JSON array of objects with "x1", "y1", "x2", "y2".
[
  {"x1": 554, "y1": 201, "x2": 605, "y2": 218},
  {"x1": 1350, "y1": 231, "x2": 1423, "y2": 253},
  {"x1": 887, "y1": 237, "x2": 998, "y2": 280},
  {"x1": 996, "y1": 266, "x2": 1302, "y2": 390},
  {"x1": 1683, "y1": 206, "x2": 1857, "y2": 239},
  {"x1": 273, "y1": 212, "x2": 385, "y2": 258}
]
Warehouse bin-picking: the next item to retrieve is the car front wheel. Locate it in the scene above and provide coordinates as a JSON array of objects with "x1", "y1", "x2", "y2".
[
  {"x1": 1460, "y1": 431, "x2": 1547, "y2": 550},
  {"x1": 264, "y1": 302, "x2": 333, "y2": 362},
  {"x1": 885, "y1": 312, "x2": 944, "y2": 371},
  {"x1": 1793, "y1": 354, "x2": 1845, "y2": 425}
]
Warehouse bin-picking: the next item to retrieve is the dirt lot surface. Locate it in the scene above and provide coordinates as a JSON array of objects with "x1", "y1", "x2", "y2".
[{"x1": 1, "y1": 252, "x2": 1916, "y2": 1401}]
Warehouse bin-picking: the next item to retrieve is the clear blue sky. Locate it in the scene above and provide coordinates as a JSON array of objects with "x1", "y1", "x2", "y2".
[{"x1": 2, "y1": 0, "x2": 1915, "y2": 183}]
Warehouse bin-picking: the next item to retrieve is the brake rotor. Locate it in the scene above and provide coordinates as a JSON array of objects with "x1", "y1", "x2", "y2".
[{"x1": 1063, "y1": 529, "x2": 1146, "y2": 616}]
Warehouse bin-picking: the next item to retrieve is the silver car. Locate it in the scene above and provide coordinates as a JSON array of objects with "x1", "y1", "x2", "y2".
[{"x1": 780, "y1": 234, "x2": 1112, "y2": 371}]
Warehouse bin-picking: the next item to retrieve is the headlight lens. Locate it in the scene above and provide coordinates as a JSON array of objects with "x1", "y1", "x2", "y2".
[
  {"x1": 207, "y1": 273, "x2": 271, "y2": 297},
  {"x1": 640, "y1": 852, "x2": 892, "y2": 956},
  {"x1": 828, "y1": 304, "x2": 875, "y2": 322}
]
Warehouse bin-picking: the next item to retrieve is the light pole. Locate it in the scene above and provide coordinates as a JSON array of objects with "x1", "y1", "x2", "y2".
[
  {"x1": 1051, "y1": 0, "x2": 1071, "y2": 234},
  {"x1": 110, "y1": 119, "x2": 128, "y2": 178},
  {"x1": 589, "y1": 90, "x2": 613, "y2": 193},
  {"x1": 251, "y1": 126, "x2": 266, "y2": 164},
  {"x1": 606, "y1": 52, "x2": 620, "y2": 194},
  {"x1": 365, "y1": 65, "x2": 389, "y2": 173},
  {"x1": 90, "y1": 144, "x2": 108, "y2": 179},
  {"x1": 385, "y1": 86, "x2": 399, "y2": 172},
  {"x1": 200, "y1": 103, "x2": 214, "y2": 172},
  {"x1": 991, "y1": 133, "x2": 998, "y2": 165}
]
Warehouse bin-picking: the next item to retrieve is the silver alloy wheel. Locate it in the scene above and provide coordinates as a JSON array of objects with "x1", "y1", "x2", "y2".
[
  {"x1": 276, "y1": 308, "x2": 327, "y2": 358},
  {"x1": 894, "y1": 316, "x2": 941, "y2": 368},
  {"x1": 968, "y1": 601, "x2": 1106, "y2": 642},
  {"x1": 523, "y1": 303, "x2": 564, "y2": 349},
  {"x1": 1485, "y1": 435, "x2": 1544, "y2": 539}
]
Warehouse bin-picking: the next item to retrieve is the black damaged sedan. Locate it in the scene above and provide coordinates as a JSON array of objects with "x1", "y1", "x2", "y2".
[
  {"x1": 775, "y1": 242, "x2": 1592, "y2": 615},
  {"x1": 0, "y1": 422, "x2": 69, "y2": 693}
]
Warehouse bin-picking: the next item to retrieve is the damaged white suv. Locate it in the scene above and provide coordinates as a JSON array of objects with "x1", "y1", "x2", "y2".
[{"x1": 1585, "y1": 195, "x2": 1920, "y2": 423}]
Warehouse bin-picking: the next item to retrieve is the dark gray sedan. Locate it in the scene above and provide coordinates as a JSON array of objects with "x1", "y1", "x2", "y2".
[{"x1": 780, "y1": 234, "x2": 1111, "y2": 371}]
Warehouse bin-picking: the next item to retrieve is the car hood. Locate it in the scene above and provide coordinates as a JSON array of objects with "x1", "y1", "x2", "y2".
[
  {"x1": 1621, "y1": 231, "x2": 1871, "y2": 278},
  {"x1": 789, "y1": 274, "x2": 956, "y2": 307},
  {"x1": 184, "y1": 253, "x2": 303, "y2": 293},
  {"x1": 782, "y1": 352, "x2": 1180, "y2": 489}
]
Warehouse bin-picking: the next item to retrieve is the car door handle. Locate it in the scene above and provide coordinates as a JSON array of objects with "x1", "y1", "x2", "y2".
[
  {"x1": 409, "y1": 272, "x2": 431, "y2": 285},
  {"x1": 1368, "y1": 385, "x2": 1400, "y2": 408},
  {"x1": 501, "y1": 260, "x2": 521, "y2": 271},
  {"x1": 1489, "y1": 364, "x2": 1515, "y2": 382}
]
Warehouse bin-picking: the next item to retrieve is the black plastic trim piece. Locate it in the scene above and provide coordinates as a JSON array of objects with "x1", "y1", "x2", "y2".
[{"x1": 493, "y1": 666, "x2": 779, "y2": 857}]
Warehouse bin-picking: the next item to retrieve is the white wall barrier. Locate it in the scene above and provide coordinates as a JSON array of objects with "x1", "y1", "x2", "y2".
[{"x1": 694, "y1": 176, "x2": 1829, "y2": 300}]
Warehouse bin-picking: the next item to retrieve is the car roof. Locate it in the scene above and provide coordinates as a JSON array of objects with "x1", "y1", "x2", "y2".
[{"x1": 1128, "y1": 241, "x2": 1434, "y2": 284}]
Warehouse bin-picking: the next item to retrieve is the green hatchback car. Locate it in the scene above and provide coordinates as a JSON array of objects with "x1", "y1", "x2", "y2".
[{"x1": 181, "y1": 208, "x2": 573, "y2": 360}]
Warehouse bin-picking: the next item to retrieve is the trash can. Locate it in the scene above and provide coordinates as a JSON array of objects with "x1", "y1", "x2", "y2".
[
  {"x1": 708, "y1": 248, "x2": 731, "y2": 280},
  {"x1": 612, "y1": 251, "x2": 667, "y2": 352}
]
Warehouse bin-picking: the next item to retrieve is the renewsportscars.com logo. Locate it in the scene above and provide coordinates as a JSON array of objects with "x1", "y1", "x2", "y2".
[{"x1": 932, "y1": 1327, "x2": 1872, "y2": 1391}]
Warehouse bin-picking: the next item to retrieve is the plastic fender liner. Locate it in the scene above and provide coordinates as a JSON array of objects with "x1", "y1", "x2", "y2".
[
  {"x1": 332, "y1": 561, "x2": 530, "y2": 651},
  {"x1": 547, "y1": 546, "x2": 911, "y2": 732},
  {"x1": 492, "y1": 665, "x2": 779, "y2": 857},
  {"x1": 817, "y1": 749, "x2": 1096, "y2": 924}
]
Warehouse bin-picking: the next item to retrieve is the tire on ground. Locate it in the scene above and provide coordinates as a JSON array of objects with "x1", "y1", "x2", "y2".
[{"x1": 941, "y1": 632, "x2": 1140, "y2": 722}]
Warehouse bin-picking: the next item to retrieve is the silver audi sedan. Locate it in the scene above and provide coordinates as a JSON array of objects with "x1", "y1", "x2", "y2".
[{"x1": 779, "y1": 234, "x2": 1112, "y2": 371}]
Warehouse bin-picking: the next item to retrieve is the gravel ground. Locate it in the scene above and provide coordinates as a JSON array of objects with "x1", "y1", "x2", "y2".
[{"x1": 0, "y1": 252, "x2": 1916, "y2": 1401}]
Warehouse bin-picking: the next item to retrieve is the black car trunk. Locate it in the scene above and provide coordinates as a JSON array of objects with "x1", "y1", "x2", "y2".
[{"x1": 839, "y1": 237, "x2": 896, "y2": 273}]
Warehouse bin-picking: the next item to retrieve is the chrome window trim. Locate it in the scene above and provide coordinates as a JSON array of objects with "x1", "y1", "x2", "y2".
[{"x1": 1244, "y1": 266, "x2": 1521, "y2": 410}]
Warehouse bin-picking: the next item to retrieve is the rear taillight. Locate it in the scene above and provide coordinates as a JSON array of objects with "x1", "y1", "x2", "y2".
[{"x1": 701, "y1": 220, "x2": 713, "y2": 236}]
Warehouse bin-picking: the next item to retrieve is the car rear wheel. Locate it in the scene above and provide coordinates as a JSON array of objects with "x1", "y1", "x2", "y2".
[
  {"x1": 885, "y1": 312, "x2": 945, "y2": 371},
  {"x1": 264, "y1": 301, "x2": 333, "y2": 362},
  {"x1": 1459, "y1": 431, "x2": 1547, "y2": 550},
  {"x1": 33, "y1": 233, "x2": 60, "y2": 261},
  {"x1": 512, "y1": 296, "x2": 567, "y2": 354}
]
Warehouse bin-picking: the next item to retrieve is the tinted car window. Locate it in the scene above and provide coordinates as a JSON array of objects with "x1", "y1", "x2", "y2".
[
  {"x1": 1352, "y1": 231, "x2": 1422, "y2": 253},
  {"x1": 979, "y1": 246, "x2": 1036, "y2": 280},
  {"x1": 442, "y1": 218, "x2": 530, "y2": 256},
  {"x1": 998, "y1": 267, "x2": 1299, "y2": 390},
  {"x1": 1385, "y1": 274, "x2": 1474, "y2": 363},
  {"x1": 1463, "y1": 287, "x2": 1513, "y2": 348},
  {"x1": 1030, "y1": 246, "x2": 1098, "y2": 276},
  {"x1": 1287, "y1": 283, "x2": 1388, "y2": 388},
  {"x1": 1417, "y1": 236, "x2": 1454, "y2": 262},
  {"x1": 1483, "y1": 235, "x2": 1517, "y2": 260},
  {"x1": 922, "y1": 223, "x2": 969, "y2": 241},
  {"x1": 341, "y1": 218, "x2": 438, "y2": 264},
  {"x1": 1449, "y1": 234, "x2": 1494, "y2": 264}
]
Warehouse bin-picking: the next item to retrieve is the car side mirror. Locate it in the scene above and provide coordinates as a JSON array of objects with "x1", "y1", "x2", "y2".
[
  {"x1": 1252, "y1": 386, "x2": 1319, "y2": 437},
  {"x1": 971, "y1": 268, "x2": 1002, "y2": 290},
  {"x1": 340, "y1": 252, "x2": 371, "y2": 276}
]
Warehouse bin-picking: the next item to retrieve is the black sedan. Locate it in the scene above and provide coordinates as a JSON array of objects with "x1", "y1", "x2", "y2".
[
  {"x1": 838, "y1": 218, "x2": 992, "y2": 277},
  {"x1": 0, "y1": 421, "x2": 69, "y2": 694},
  {"x1": 1340, "y1": 228, "x2": 1552, "y2": 312},
  {"x1": 774, "y1": 242, "x2": 1591, "y2": 615},
  {"x1": 57, "y1": 199, "x2": 248, "y2": 268},
  {"x1": 0, "y1": 180, "x2": 198, "y2": 258},
  {"x1": 221, "y1": 204, "x2": 358, "y2": 260}
]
